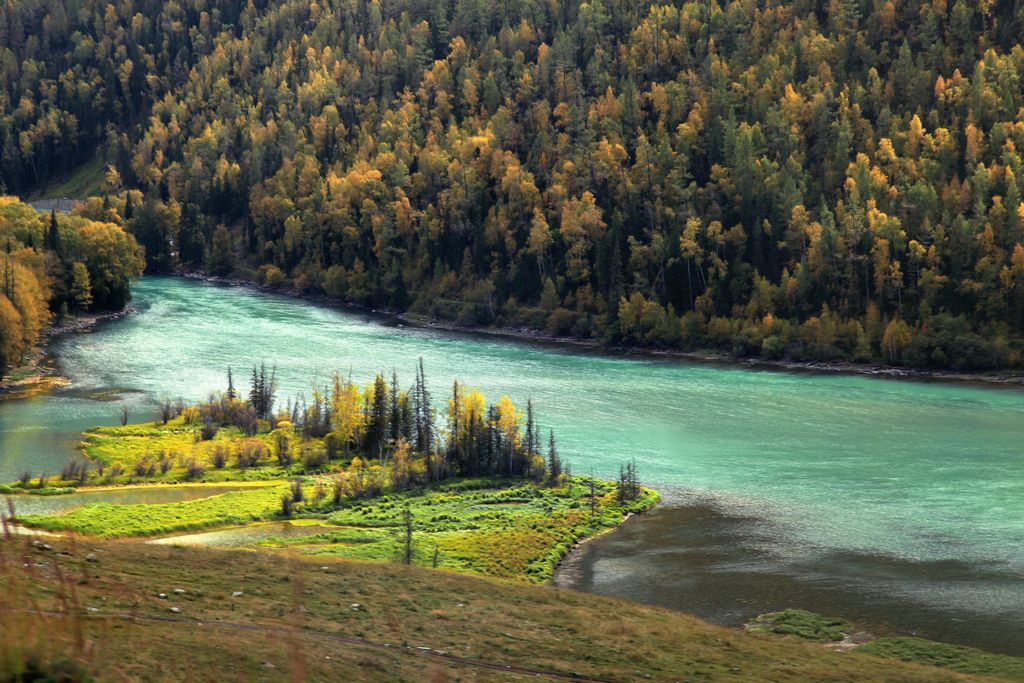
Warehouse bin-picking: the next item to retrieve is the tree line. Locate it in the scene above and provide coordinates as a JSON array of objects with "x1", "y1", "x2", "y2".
[
  {"x1": 191, "y1": 359, "x2": 566, "y2": 491},
  {"x1": 0, "y1": 196, "x2": 144, "y2": 378},
  {"x1": 4, "y1": 0, "x2": 1024, "y2": 369}
]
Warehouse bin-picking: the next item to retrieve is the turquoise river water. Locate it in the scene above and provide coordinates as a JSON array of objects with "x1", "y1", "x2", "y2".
[{"x1": 0, "y1": 276, "x2": 1021, "y2": 653}]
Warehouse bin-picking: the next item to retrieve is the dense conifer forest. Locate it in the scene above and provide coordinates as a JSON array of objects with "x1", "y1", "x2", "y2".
[{"x1": 3, "y1": 0, "x2": 1024, "y2": 369}]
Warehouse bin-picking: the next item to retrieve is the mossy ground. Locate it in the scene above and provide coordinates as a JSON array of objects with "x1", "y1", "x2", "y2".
[{"x1": 746, "y1": 608, "x2": 854, "y2": 642}]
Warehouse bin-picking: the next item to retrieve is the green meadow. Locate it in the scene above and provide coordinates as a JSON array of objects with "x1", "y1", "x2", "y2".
[{"x1": 11, "y1": 417, "x2": 658, "y2": 584}]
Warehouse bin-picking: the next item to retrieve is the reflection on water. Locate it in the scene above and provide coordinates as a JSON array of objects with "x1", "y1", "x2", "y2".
[
  {"x1": 149, "y1": 522, "x2": 342, "y2": 547},
  {"x1": 3, "y1": 485, "x2": 254, "y2": 517},
  {"x1": 554, "y1": 504, "x2": 1024, "y2": 655}
]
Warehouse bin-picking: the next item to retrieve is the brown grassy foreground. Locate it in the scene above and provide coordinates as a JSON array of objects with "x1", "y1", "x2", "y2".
[{"x1": 0, "y1": 533, "x2": 1008, "y2": 683}]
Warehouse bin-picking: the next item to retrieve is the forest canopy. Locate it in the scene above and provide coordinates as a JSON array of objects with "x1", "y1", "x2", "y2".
[
  {"x1": 0, "y1": 196, "x2": 144, "y2": 377},
  {"x1": 3, "y1": 0, "x2": 1024, "y2": 369}
]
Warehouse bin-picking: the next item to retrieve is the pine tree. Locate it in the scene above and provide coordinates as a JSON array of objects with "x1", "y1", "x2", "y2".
[
  {"x1": 249, "y1": 365, "x2": 263, "y2": 417},
  {"x1": 388, "y1": 368, "x2": 401, "y2": 449},
  {"x1": 46, "y1": 210, "x2": 61, "y2": 254},
  {"x1": 547, "y1": 429, "x2": 561, "y2": 483},
  {"x1": 366, "y1": 373, "x2": 389, "y2": 460},
  {"x1": 226, "y1": 366, "x2": 236, "y2": 401}
]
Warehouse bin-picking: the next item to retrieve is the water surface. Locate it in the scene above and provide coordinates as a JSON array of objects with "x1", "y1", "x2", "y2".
[{"x1": 0, "y1": 276, "x2": 1021, "y2": 652}]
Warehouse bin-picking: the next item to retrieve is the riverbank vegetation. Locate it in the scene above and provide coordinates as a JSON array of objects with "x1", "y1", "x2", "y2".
[
  {"x1": 5, "y1": 1, "x2": 1024, "y2": 370},
  {"x1": 0, "y1": 196, "x2": 144, "y2": 381},
  {"x1": 26, "y1": 361, "x2": 571, "y2": 489},
  {"x1": 6, "y1": 361, "x2": 658, "y2": 583}
]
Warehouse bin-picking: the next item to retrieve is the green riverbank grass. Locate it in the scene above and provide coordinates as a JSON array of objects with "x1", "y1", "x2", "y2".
[
  {"x1": 77, "y1": 418, "x2": 292, "y2": 483},
  {"x1": 16, "y1": 484, "x2": 291, "y2": 537},
  {"x1": 747, "y1": 608, "x2": 855, "y2": 642},
  {"x1": 267, "y1": 478, "x2": 658, "y2": 583},
  {"x1": 9, "y1": 415, "x2": 660, "y2": 583},
  {"x1": 860, "y1": 638, "x2": 1024, "y2": 681}
]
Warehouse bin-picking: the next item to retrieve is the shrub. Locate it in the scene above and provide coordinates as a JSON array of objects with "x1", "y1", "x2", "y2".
[
  {"x1": 237, "y1": 441, "x2": 266, "y2": 469},
  {"x1": 274, "y1": 432, "x2": 292, "y2": 466},
  {"x1": 200, "y1": 420, "x2": 217, "y2": 440},
  {"x1": 280, "y1": 493, "x2": 294, "y2": 517},
  {"x1": 184, "y1": 459, "x2": 206, "y2": 480},
  {"x1": 60, "y1": 460, "x2": 90, "y2": 484},
  {"x1": 301, "y1": 447, "x2": 327, "y2": 470},
  {"x1": 211, "y1": 446, "x2": 228, "y2": 469},
  {"x1": 133, "y1": 459, "x2": 155, "y2": 477}
]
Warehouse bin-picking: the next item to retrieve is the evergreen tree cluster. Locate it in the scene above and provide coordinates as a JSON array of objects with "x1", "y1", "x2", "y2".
[
  {"x1": 209, "y1": 358, "x2": 560, "y2": 485},
  {"x1": 5, "y1": 0, "x2": 1024, "y2": 368}
]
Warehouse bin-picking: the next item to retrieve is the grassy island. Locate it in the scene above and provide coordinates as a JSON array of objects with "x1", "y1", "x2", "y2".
[{"x1": 6, "y1": 363, "x2": 658, "y2": 584}]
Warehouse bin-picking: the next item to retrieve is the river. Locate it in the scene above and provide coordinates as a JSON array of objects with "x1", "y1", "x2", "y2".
[{"x1": 1, "y1": 276, "x2": 1022, "y2": 653}]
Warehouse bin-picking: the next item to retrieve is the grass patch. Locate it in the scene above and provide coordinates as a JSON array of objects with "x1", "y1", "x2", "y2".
[
  {"x1": 860, "y1": 638, "x2": 1024, "y2": 681},
  {"x1": 17, "y1": 485, "x2": 291, "y2": 537},
  {"x1": 16, "y1": 416, "x2": 660, "y2": 584},
  {"x1": 26, "y1": 151, "x2": 105, "y2": 200},
  {"x1": 265, "y1": 477, "x2": 657, "y2": 583},
  {"x1": 747, "y1": 609, "x2": 854, "y2": 642}
]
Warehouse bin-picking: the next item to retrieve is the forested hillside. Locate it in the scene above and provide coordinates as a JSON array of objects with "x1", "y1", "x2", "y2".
[
  {"x1": 0, "y1": 197, "x2": 143, "y2": 378},
  {"x1": 3, "y1": 0, "x2": 1024, "y2": 369}
]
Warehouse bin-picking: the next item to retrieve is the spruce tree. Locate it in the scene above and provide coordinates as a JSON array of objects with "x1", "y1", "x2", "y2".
[{"x1": 547, "y1": 429, "x2": 561, "y2": 483}]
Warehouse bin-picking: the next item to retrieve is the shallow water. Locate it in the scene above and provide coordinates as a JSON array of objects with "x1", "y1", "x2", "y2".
[
  {"x1": 554, "y1": 504, "x2": 1024, "y2": 655},
  {"x1": 0, "y1": 276, "x2": 1021, "y2": 652}
]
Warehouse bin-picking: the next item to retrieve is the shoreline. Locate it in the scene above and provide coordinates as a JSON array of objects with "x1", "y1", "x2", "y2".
[
  {"x1": 0, "y1": 307, "x2": 136, "y2": 399},
  {"x1": 551, "y1": 500, "x2": 1024, "y2": 658},
  {"x1": 178, "y1": 271, "x2": 1024, "y2": 390}
]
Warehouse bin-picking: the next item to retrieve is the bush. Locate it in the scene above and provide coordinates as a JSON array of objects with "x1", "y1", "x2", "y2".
[
  {"x1": 184, "y1": 459, "x2": 206, "y2": 480},
  {"x1": 259, "y1": 264, "x2": 286, "y2": 288},
  {"x1": 60, "y1": 460, "x2": 90, "y2": 484},
  {"x1": 133, "y1": 459, "x2": 155, "y2": 477},
  {"x1": 301, "y1": 447, "x2": 327, "y2": 470},
  {"x1": 237, "y1": 441, "x2": 267, "y2": 469},
  {"x1": 200, "y1": 420, "x2": 218, "y2": 440},
  {"x1": 211, "y1": 446, "x2": 228, "y2": 469},
  {"x1": 280, "y1": 493, "x2": 294, "y2": 517}
]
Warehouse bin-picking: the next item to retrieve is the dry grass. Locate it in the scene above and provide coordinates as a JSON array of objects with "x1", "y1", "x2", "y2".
[{"x1": 0, "y1": 528, "x2": 1007, "y2": 683}]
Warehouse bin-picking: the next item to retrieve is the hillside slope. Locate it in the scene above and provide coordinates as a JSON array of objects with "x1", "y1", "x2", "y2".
[{"x1": 0, "y1": 535, "x2": 1011, "y2": 682}]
